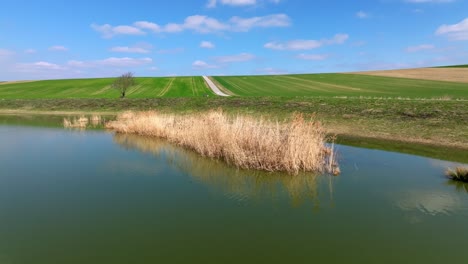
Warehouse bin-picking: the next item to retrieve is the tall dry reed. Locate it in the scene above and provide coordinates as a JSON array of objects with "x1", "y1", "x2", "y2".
[{"x1": 106, "y1": 110, "x2": 339, "y2": 175}]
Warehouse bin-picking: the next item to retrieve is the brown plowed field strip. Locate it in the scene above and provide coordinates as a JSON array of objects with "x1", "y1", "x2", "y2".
[{"x1": 348, "y1": 68, "x2": 468, "y2": 83}]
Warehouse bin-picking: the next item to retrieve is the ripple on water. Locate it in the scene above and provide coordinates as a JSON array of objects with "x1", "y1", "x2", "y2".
[{"x1": 394, "y1": 190, "x2": 465, "y2": 216}]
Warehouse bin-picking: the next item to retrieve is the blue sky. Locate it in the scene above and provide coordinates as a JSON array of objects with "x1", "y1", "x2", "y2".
[{"x1": 1, "y1": 0, "x2": 467, "y2": 80}]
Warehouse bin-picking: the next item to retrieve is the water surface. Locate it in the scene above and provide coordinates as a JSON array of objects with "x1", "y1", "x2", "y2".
[{"x1": 0, "y1": 124, "x2": 466, "y2": 264}]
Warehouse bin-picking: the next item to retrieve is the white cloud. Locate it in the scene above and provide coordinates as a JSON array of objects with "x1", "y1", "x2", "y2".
[
  {"x1": 69, "y1": 57, "x2": 153, "y2": 68},
  {"x1": 265, "y1": 34, "x2": 349, "y2": 50},
  {"x1": 91, "y1": 23, "x2": 146, "y2": 38},
  {"x1": 405, "y1": 44, "x2": 435, "y2": 52},
  {"x1": 200, "y1": 41, "x2": 215, "y2": 49},
  {"x1": 110, "y1": 43, "x2": 152, "y2": 54},
  {"x1": 8, "y1": 57, "x2": 154, "y2": 80},
  {"x1": 296, "y1": 54, "x2": 330, "y2": 60},
  {"x1": 149, "y1": 66, "x2": 159, "y2": 71},
  {"x1": 24, "y1": 49, "x2": 37, "y2": 54},
  {"x1": 192, "y1": 60, "x2": 219, "y2": 69},
  {"x1": 435, "y1": 18, "x2": 468, "y2": 40},
  {"x1": 207, "y1": 0, "x2": 218, "y2": 8},
  {"x1": 405, "y1": 0, "x2": 454, "y2": 3},
  {"x1": 206, "y1": 0, "x2": 280, "y2": 8},
  {"x1": 15, "y1": 61, "x2": 65, "y2": 72},
  {"x1": 221, "y1": 0, "x2": 256, "y2": 6},
  {"x1": 265, "y1": 40, "x2": 321, "y2": 50},
  {"x1": 356, "y1": 11, "x2": 369, "y2": 19},
  {"x1": 229, "y1": 14, "x2": 291, "y2": 32},
  {"x1": 214, "y1": 53, "x2": 255, "y2": 63},
  {"x1": 48, "y1": 45, "x2": 68, "y2": 51},
  {"x1": 133, "y1": 21, "x2": 161, "y2": 32},
  {"x1": 95, "y1": 14, "x2": 291, "y2": 37},
  {"x1": 183, "y1": 15, "x2": 230, "y2": 33}
]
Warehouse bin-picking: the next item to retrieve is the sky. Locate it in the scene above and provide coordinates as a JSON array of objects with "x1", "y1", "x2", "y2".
[{"x1": 1, "y1": 0, "x2": 467, "y2": 80}]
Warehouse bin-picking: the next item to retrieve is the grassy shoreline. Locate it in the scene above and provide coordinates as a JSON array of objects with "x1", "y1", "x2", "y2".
[{"x1": 1, "y1": 97, "x2": 466, "y2": 163}]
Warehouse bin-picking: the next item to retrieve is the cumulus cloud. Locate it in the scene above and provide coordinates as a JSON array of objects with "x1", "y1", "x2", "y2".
[
  {"x1": 110, "y1": 46, "x2": 151, "y2": 53},
  {"x1": 200, "y1": 41, "x2": 215, "y2": 48},
  {"x1": 48, "y1": 45, "x2": 68, "y2": 51},
  {"x1": 93, "y1": 14, "x2": 291, "y2": 37},
  {"x1": 110, "y1": 43, "x2": 152, "y2": 53},
  {"x1": 68, "y1": 57, "x2": 153, "y2": 68},
  {"x1": 264, "y1": 34, "x2": 349, "y2": 50},
  {"x1": 206, "y1": 0, "x2": 281, "y2": 8},
  {"x1": 91, "y1": 23, "x2": 146, "y2": 38},
  {"x1": 405, "y1": 44, "x2": 435, "y2": 52},
  {"x1": 8, "y1": 57, "x2": 154, "y2": 80},
  {"x1": 192, "y1": 60, "x2": 219, "y2": 69},
  {"x1": 15, "y1": 61, "x2": 65, "y2": 72},
  {"x1": 435, "y1": 18, "x2": 468, "y2": 40},
  {"x1": 229, "y1": 14, "x2": 290, "y2": 32},
  {"x1": 133, "y1": 21, "x2": 161, "y2": 32}
]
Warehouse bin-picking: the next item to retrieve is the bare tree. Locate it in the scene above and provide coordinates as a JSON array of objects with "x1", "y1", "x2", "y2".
[{"x1": 112, "y1": 72, "x2": 135, "y2": 98}]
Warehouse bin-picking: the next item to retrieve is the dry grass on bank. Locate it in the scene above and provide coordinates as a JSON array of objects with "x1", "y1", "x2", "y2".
[{"x1": 106, "y1": 110, "x2": 339, "y2": 175}]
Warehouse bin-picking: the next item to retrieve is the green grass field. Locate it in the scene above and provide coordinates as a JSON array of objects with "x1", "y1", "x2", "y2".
[
  {"x1": 212, "y1": 74, "x2": 468, "y2": 98},
  {"x1": 2, "y1": 73, "x2": 467, "y2": 99},
  {"x1": 0, "y1": 77, "x2": 214, "y2": 99},
  {"x1": 435, "y1": 64, "x2": 468, "y2": 68}
]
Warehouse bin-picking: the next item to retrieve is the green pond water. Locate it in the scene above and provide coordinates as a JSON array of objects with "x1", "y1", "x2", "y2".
[{"x1": 0, "y1": 121, "x2": 467, "y2": 264}]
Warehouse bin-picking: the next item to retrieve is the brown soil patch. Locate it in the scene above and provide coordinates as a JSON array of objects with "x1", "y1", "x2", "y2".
[
  {"x1": 0, "y1": 80, "x2": 37, "y2": 85},
  {"x1": 348, "y1": 68, "x2": 468, "y2": 83}
]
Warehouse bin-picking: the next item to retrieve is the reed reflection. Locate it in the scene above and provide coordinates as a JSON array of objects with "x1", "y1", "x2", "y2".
[{"x1": 113, "y1": 133, "x2": 336, "y2": 209}]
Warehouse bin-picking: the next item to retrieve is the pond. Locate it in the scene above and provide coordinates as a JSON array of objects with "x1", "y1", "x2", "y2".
[{"x1": 0, "y1": 119, "x2": 467, "y2": 264}]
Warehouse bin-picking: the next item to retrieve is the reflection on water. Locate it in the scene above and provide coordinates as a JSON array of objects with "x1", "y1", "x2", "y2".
[
  {"x1": 446, "y1": 180, "x2": 468, "y2": 193},
  {"x1": 63, "y1": 115, "x2": 105, "y2": 129},
  {"x1": 1, "y1": 124, "x2": 468, "y2": 264},
  {"x1": 113, "y1": 133, "x2": 336, "y2": 208},
  {"x1": 394, "y1": 190, "x2": 462, "y2": 216}
]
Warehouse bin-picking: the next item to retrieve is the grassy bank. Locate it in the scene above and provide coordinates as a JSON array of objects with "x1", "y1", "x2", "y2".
[{"x1": 1, "y1": 97, "x2": 466, "y2": 162}]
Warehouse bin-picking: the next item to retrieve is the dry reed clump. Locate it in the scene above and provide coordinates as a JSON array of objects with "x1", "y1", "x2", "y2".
[
  {"x1": 106, "y1": 110, "x2": 340, "y2": 175},
  {"x1": 446, "y1": 167, "x2": 468, "y2": 182}
]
